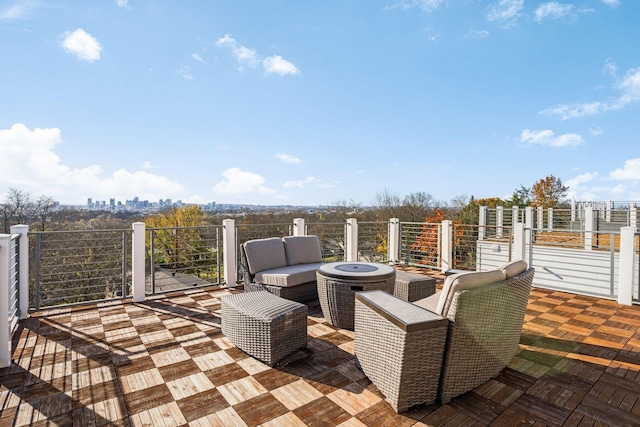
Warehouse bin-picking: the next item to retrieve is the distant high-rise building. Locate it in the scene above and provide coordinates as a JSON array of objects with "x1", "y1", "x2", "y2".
[
  {"x1": 110, "y1": 198, "x2": 115, "y2": 208},
  {"x1": 87, "y1": 198, "x2": 92, "y2": 208}
]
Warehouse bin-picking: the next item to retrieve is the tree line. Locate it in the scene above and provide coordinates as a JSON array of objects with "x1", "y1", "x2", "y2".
[{"x1": 1, "y1": 175, "x2": 569, "y2": 233}]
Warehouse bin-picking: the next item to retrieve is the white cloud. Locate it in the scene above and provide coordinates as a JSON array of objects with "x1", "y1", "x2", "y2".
[
  {"x1": 469, "y1": 29, "x2": 490, "y2": 38},
  {"x1": 520, "y1": 129, "x2": 584, "y2": 147},
  {"x1": 216, "y1": 34, "x2": 259, "y2": 70},
  {"x1": 283, "y1": 177, "x2": 316, "y2": 188},
  {"x1": 567, "y1": 172, "x2": 597, "y2": 187},
  {"x1": 601, "y1": 0, "x2": 620, "y2": 7},
  {"x1": 541, "y1": 67, "x2": 640, "y2": 119},
  {"x1": 263, "y1": 55, "x2": 299, "y2": 76},
  {"x1": 178, "y1": 65, "x2": 193, "y2": 80},
  {"x1": 388, "y1": 0, "x2": 446, "y2": 12},
  {"x1": 115, "y1": 0, "x2": 129, "y2": 9},
  {"x1": 610, "y1": 158, "x2": 640, "y2": 180},
  {"x1": 61, "y1": 28, "x2": 102, "y2": 62},
  {"x1": 0, "y1": 0, "x2": 35, "y2": 20},
  {"x1": 212, "y1": 167, "x2": 276, "y2": 195},
  {"x1": 589, "y1": 127, "x2": 604, "y2": 136},
  {"x1": 276, "y1": 153, "x2": 302, "y2": 164},
  {"x1": 0, "y1": 123, "x2": 183, "y2": 202},
  {"x1": 142, "y1": 161, "x2": 159, "y2": 169},
  {"x1": 534, "y1": 2, "x2": 575, "y2": 21},
  {"x1": 423, "y1": 27, "x2": 440, "y2": 41},
  {"x1": 216, "y1": 34, "x2": 299, "y2": 76},
  {"x1": 486, "y1": 0, "x2": 524, "y2": 26},
  {"x1": 192, "y1": 53, "x2": 204, "y2": 63}
]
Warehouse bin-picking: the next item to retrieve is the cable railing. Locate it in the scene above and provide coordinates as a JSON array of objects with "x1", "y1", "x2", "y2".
[
  {"x1": 8, "y1": 234, "x2": 20, "y2": 330},
  {"x1": 20, "y1": 214, "x2": 640, "y2": 310},
  {"x1": 399, "y1": 221, "x2": 440, "y2": 269},
  {"x1": 147, "y1": 225, "x2": 222, "y2": 294},
  {"x1": 305, "y1": 222, "x2": 346, "y2": 262},
  {"x1": 356, "y1": 221, "x2": 388, "y2": 263},
  {"x1": 30, "y1": 229, "x2": 132, "y2": 310}
]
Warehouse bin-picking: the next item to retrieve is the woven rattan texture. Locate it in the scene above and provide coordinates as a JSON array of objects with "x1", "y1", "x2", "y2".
[
  {"x1": 354, "y1": 298, "x2": 448, "y2": 412},
  {"x1": 393, "y1": 271, "x2": 437, "y2": 302},
  {"x1": 221, "y1": 291, "x2": 307, "y2": 366},
  {"x1": 317, "y1": 272, "x2": 395, "y2": 330},
  {"x1": 438, "y1": 267, "x2": 535, "y2": 403}
]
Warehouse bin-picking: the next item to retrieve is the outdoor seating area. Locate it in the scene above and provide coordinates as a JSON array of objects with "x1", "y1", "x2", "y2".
[{"x1": 2, "y1": 267, "x2": 639, "y2": 426}]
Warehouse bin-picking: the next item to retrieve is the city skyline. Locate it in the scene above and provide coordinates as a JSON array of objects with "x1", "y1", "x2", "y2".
[{"x1": 1, "y1": 1, "x2": 639, "y2": 206}]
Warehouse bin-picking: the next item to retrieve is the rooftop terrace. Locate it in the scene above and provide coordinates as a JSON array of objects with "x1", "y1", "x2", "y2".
[{"x1": 1, "y1": 268, "x2": 639, "y2": 427}]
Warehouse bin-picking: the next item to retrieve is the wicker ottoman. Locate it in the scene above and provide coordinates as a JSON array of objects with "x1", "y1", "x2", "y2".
[
  {"x1": 221, "y1": 291, "x2": 307, "y2": 366},
  {"x1": 354, "y1": 291, "x2": 448, "y2": 412},
  {"x1": 393, "y1": 271, "x2": 437, "y2": 302}
]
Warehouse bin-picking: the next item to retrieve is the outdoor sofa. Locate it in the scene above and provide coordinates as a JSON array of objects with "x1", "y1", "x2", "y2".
[{"x1": 240, "y1": 235, "x2": 324, "y2": 303}]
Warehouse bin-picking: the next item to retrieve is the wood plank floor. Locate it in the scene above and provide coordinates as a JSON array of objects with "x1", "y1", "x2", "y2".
[{"x1": 1, "y1": 270, "x2": 639, "y2": 426}]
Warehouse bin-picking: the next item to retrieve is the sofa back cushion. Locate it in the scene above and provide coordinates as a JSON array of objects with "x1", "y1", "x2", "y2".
[
  {"x1": 436, "y1": 269, "x2": 506, "y2": 316},
  {"x1": 243, "y1": 237, "x2": 287, "y2": 275},
  {"x1": 283, "y1": 235, "x2": 322, "y2": 265},
  {"x1": 498, "y1": 260, "x2": 528, "y2": 279}
]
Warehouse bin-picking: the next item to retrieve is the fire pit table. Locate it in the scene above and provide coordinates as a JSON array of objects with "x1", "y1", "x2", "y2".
[{"x1": 316, "y1": 261, "x2": 395, "y2": 330}]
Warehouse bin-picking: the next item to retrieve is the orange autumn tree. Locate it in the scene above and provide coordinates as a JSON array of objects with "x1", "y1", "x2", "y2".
[{"x1": 409, "y1": 209, "x2": 462, "y2": 266}]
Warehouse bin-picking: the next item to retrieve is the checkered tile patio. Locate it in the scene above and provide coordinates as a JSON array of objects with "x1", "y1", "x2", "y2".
[{"x1": 1, "y1": 271, "x2": 639, "y2": 426}]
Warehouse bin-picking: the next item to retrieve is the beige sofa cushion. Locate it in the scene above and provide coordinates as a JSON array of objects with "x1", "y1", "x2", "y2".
[
  {"x1": 283, "y1": 235, "x2": 322, "y2": 265},
  {"x1": 498, "y1": 260, "x2": 528, "y2": 279},
  {"x1": 255, "y1": 262, "x2": 324, "y2": 287},
  {"x1": 413, "y1": 292, "x2": 440, "y2": 313},
  {"x1": 436, "y1": 269, "x2": 506, "y2": 316},
  {"x1": 243, "y1": 237, "x2": 287, "y2": 275}
]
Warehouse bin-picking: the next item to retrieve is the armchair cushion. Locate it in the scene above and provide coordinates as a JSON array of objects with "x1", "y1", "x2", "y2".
[
  {"x1": 243, "y1": 237, "x2": 287, "y2": 275},
  {"x1": 498, "y1": 260, "x2": 528, "y2": 279},
  {"x1": 283, "y1": 235, "x2": 323, "y2": 265},
  {"x1": 436, "y1": 269, "x2": 506, "y2": 316},
  {"x1": 413, "y1": 292, "x2": 440, "y2": 313}
]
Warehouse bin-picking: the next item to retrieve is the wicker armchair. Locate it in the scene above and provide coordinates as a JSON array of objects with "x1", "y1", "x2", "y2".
[
  {"x1": 355, "y1": 260, "x2": 535, "y2": 409},
  {"x1": 434, "y1": 265, "x2": 534, "y2": 403}
]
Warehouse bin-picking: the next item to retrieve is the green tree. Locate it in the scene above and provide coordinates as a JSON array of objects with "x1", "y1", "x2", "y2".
[{"x1": 508, "y1": 185, "x2": 531, "y2": 207}]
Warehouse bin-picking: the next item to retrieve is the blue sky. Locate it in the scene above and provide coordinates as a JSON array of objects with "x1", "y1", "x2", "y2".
[{"x1": 1, "y1": 0, "x2": 639, "y2": 206}]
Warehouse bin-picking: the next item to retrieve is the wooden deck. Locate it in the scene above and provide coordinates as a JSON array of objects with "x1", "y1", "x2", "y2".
[{"x1": 1, "y1": 270, "x2": 639, "y2": 426}]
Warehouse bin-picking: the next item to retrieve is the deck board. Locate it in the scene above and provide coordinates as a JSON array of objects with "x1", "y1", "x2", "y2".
[{"x1": 1, "y1": 270, "x2": 639, "y2": 426}]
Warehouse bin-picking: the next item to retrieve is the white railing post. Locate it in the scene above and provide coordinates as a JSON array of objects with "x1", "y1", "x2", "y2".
[
  {"x1": 496, "y1": 206, "x2": 503, "y2": 238},
  {"x1": 617, "y1": 226, "x2": 636, "y2": 306},
  {"x1": 512, "y1": 206, "x2": 519, "y2": 225},
  {"x1": 478, "y1": 206, "x2": 487, "y2": 241},
  {"x1": 525, "y1": 207, "x2": 533, "y2": 245},
  {"x1": 584, "y1": 206, "x2": 593, "y2": 250},
  {"x1": 548, "y1": 208, "x2": 554, "y2": 232},
  {"x1": 223, "y1": 219, "x2": 237, "y2": 287},
  {"x1": 388, "y1": 218, "x2": 400, "y2": 263},
  {"x1": 571, "y1": 199, "x2": 576, "y2": 222},
  {"x1": 346, "y1": 218, "x2": 358, "y2": 262},
  {"x1": 293, "y1": 218, "x2": 306, "y2": 236},
  {"x1": 630, "y1": 208, "x2": 637, "y2": 228},
  {"x1": 513, "y1": 223, "x2": 525, "y2": 262},
  {"x1": 0, "y1": 234, "x2": 11, "y2": 367},
  {"x1": 441, "y1": 220, "x2": 452, "y2": 272},
  {"x1": 131, "y1": 222, "x2": 146, "y2": 302},
  {"x1": 537, "y1": 207, "x2": 544, "y2": 231},
  {"x1": 10, "y1": 225, "x2": 29, "y2": 320},
  {"x1": 606, "y1": 200, "x2": 612, "y2": 223}
]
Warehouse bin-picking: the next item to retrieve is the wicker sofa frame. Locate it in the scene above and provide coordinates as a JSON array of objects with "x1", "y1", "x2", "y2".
[{"x1": 240, "y1": 237, "x2": 321, "y2": 303}]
